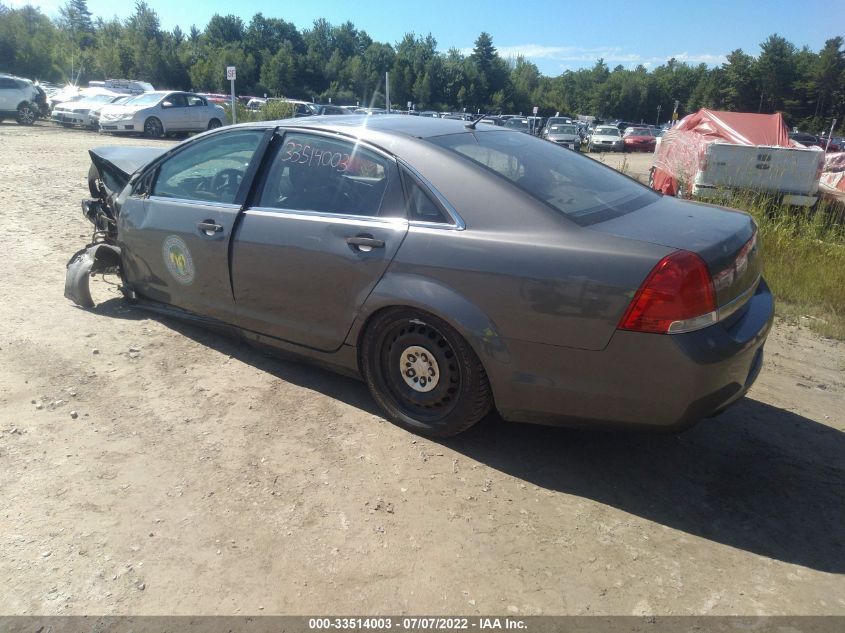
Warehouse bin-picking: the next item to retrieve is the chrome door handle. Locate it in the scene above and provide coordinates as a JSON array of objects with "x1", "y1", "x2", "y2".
[
  {"x1": 197, "y1": 221, "x2": 223, "y2": 236},
  {"x1": 346, "y1": 236, "x2": 385, "y2": 252}
]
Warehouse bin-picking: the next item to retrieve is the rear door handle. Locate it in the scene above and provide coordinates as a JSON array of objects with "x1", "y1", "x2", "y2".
[
  {"x1": 346, "y1": 236, "x2": 385, "y2": 252},
  {"x1": 197, "y1": 221, "x2": 223, "y2": 236}
]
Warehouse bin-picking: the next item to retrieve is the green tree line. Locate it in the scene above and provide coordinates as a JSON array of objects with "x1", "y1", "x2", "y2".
[{"x1": 1, "y1": 0, "x2": 843, "y2": 132}]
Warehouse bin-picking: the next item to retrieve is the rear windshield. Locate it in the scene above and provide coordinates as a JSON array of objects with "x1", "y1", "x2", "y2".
[{"x1": 430, "y1": 130, "x2": 658, "y2": 225}]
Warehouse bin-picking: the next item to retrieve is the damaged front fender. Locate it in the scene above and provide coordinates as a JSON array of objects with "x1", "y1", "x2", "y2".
[{"x1": 64, "y1": 243, "x2": 122, "y2": 308}]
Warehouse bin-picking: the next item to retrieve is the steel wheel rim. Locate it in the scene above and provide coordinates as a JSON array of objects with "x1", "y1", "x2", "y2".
[
  {"x1": 399, "y1": 345, "x2": 440, "y2": 393},
  {"x1": 380, "y1": 320, "x2": 461, "y2": 420}
]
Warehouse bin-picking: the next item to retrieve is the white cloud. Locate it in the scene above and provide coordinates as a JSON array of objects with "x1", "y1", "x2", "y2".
[{"x1": 461, "y1": 43, "x2": 726, "y2": 69}]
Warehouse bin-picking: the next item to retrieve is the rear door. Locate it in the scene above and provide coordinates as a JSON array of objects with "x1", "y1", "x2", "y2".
[
  {"x1": 118, "y1": 128, "x2": 270, "y2": 321},
  {"x1": 231, "y1": 130, "x2": 408, "y2": 351}
]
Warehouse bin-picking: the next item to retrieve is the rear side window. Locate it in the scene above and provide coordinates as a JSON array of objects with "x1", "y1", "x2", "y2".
[
  {"x1": 401, "y1": 171, "x2": 449, "y2": 224},
  {"x1": 430, "y1": 130, "x2": 658, "y2": 225},
  {"x1": 0, "y1": 78, "x2": 18, "y2": 89},
  {"x1": 257, "y1": 132, "x2": 390, "y2": 217}
]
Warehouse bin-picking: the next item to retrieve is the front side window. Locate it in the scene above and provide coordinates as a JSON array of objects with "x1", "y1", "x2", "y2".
[
  {"x1": 164, "y1": 93, "x2": 188, "y2": 108},
  {"x1": 187, "y1": 95, "x2": 206, "y2": 107},
  {"x1": 430, "y1": 130, "x2": 658, "y2": 225},
  {"x1": 151, "y1": 129, "x2": 264, "y2": 204},
  {"x1": 258, "y1": 132, "x2": 390, "y2": 216}
]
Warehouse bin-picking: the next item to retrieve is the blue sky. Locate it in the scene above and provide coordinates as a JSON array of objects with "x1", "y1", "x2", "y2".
[{"x1": 9, "y1": 0, "x2": 845, "y2": 75}]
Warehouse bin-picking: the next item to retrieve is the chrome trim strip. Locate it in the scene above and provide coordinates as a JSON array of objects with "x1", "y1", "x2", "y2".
[
  {"x1": 146, "y1": 196, "x2": 240, "y2": 210},
  {"x1": 398, "y1": 159, "x2": 466, "y2": 230},
  {"x1": 667, "y1": 274, "x2": 761, "y2": 334},
  {"x1": 717, "y1": 274, "x2": 762, "y2": 322},
  {"x1": 245, "y1": 207, "x2": 409, "y2": 228}
]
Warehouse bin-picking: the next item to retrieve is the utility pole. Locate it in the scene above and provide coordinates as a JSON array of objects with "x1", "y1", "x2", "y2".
[
  {"x1": 385, "y1": 72, "x2": 390, "y2": 112},
  {"x1": 825, "y1": 119, "x2": 837, "y2": 152},
  {"x1": 656, "y1": 104, "x2": 661, "y2": 126}
]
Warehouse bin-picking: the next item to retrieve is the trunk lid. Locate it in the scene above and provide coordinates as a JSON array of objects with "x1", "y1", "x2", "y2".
[{"x1": 588, "y1": 195, "x2": 760, "y2": 308}]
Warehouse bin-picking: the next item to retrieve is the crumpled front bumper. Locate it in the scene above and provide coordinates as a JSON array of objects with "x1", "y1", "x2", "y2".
[{"x1": 64, "y1": 243, "x2": 122, "y2": 308}]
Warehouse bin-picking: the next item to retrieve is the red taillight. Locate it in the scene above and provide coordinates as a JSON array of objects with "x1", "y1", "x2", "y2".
[{"x1": 619, "y1": 250, "x2": 717, "y2": 334}]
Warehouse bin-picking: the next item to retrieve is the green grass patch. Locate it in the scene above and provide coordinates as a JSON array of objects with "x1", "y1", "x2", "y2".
[{"x1": 714, "y1": 191, "x2": 845, "y2": 339}]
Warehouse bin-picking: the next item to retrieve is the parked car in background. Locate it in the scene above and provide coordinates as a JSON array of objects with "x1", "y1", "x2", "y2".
[
  {"x1": 789, "y1": 132, "x2": 821, "y2": 147},
  {"x1": 51, "y1": 91, "x2": 124, "y2": 129},
  {"x1": 314, "y1": 104, "x2": 348, "y2": 115},
  {"x1": 0, "y1": 73, "x2": 48, "y2": 125},
  {"x1": 544, "y1": 123, "x2": 582, "y2": 150},
  {"x1": 88, "y1": 95, "x2": 132, "y2": 130},
  {"x1": 588, "y1": 125, "x2": 624, "y2": 152},
  {"x1": 67, "y1": 115, "x2": 772, "y2": 437},
  {"x1": 99, "y1": 91, "x2": 226, "y2": 137},
  {"x1": 817, "y1": 135, "x2": 842, "y2": 152},
  {"x1": 504, "y1": 117, "x2": 531, "y2": 133},
  {"x1": 541, "y1": 117, "x2": 573, "y2": 136},
  {"x1": 623, "y1": 126, "x2": 657, "y2": 152}
]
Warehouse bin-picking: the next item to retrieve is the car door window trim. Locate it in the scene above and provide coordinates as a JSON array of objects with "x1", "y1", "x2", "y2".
[
  {"x1": 245, "y1": 207, "x2": 409, "y2": 228},
  {"x1": 397, "y1": 159, "x2": 466, "y2": 230}
]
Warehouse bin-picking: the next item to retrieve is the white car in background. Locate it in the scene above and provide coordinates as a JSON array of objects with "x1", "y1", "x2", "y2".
[
  {"x1": 51, "y1": 91, "x2": 124, "y2": 129},
  {"x1": 99, "y1": 91, "x2": 226, "y2": 137},
  {"x1": 587, "y1": 125, "x2": 624, "y2": 152}
]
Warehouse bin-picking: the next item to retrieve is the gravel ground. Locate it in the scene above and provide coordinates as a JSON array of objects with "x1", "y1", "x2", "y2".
[{"x1": 1, "y1": 122, "x2": 844, "y2": 616}]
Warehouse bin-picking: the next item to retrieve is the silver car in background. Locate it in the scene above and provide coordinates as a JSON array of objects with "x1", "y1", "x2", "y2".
[
  {"x1": 99, "y1": 91, "x2": 226, "y2": 137},
  {"x1": 588, "y1": 125, "x2": 624, "y2": 152},
  {"x1": 51, "y1": 92, "x2": 124, "y2": 129},
  {"x1": 544, "y1": 123, "x2": 582, "y2": 150}
]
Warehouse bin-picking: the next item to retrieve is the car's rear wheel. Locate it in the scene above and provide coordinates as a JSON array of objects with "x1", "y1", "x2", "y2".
[
  {"x1": 17, "y1": 104, "x2": 36, "y2": 125},
  {"x1": 143, "y1": 117, "x2": 164, "y2": 138},
  {"x1": 207, "y1": 118, "x2": 222, "y2": 130},
  {"x1": 361, "y1": 309, "x2": 492, "y2": 437}
]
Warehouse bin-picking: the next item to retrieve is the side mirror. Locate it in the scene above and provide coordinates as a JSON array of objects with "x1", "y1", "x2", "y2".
[{"x1": 162, "y1": 101, "x2": 172, "y2": 108}]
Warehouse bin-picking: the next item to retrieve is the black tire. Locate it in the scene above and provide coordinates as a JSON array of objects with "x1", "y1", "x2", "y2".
[
  {"x1": 88, "y1": 163, "x2": 100, "y2": 198},
  {"x1": 207, "y1": 118, "x2": 222, "y2": 130},
  {"x1": 361, "y1": 308, "x2": 492, "y2": 437},
  {"x1": 648, "y1": 167, "x2": 655, "y2": 188},
  {"x1": 16, "y1": 104, "x2": 36, "y2": 125},
  {"x1": 143, "y1": 117, "x2": 164, "y2": 138}
]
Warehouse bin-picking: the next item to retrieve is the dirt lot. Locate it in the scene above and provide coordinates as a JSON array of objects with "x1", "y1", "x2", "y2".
[{"x1": 1, "y1": 122, "x2": 844, "y2": 616}]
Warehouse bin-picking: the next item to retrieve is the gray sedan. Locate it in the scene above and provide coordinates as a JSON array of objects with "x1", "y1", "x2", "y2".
[{"x1": 66, "y1": 116, "x2": 773, "y2": 437}]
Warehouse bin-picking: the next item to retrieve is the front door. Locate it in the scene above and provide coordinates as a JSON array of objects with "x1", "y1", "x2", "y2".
[
  {"x1": 231, "y1": 130, "x2": 408, "y2": 351},
  {"x1": 118, "y1": 128, "x2": 268, "y2": 322}
]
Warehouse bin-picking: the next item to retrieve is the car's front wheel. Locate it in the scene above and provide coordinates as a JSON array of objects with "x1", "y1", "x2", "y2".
[
  {"x1": 143, "y1": 117, "x2": 164, "y2": 138},
  {"x1": 361, "y1": 308, "x2": 492, "y2": 437},
  {"x1": 17, "y1": 104, "x2": 36, "y2": 125}
]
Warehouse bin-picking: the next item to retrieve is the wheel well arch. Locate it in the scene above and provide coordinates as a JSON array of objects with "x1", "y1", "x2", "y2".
[{"x1": 349, "y1": 274, "x2": 511, "y2": 387}]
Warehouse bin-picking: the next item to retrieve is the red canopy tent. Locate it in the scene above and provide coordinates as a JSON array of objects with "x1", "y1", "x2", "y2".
[{"x1": 651, "y1": 109, "x2": 799, "y2": 197}]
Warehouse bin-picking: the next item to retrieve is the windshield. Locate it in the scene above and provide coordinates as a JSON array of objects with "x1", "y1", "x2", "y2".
[
  {"x1": 430, "y1": 131, "x2": 657, "y2": 225},
  {"x1": 124, "y1": 93, "x2": 163, "y2": 106},
  {"x1": 627, "y1": 128, "x2": 652, "y2": 136},
  {"x1": 550, "y1": 125, "x2": 578, "y2": 134},
  {"x1": 505, "y1": 119, "x2": 529, "y2": 129},
  {"x1": 595, "y1": 127, "x2": 620, "y2": 136}
]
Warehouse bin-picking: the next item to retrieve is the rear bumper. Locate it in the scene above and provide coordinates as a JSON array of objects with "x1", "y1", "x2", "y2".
[{"x1": 493, "y1": 279, "x2": 774, "y2": 430}]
